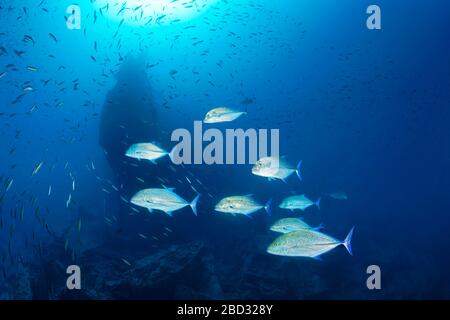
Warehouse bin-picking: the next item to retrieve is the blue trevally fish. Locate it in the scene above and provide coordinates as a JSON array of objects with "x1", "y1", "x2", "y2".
[
  {"x1": 203, "y1": 107, "x2": 246, "y2": 123},
  {"x1": 270, "y1": 218, "x2": 323, "y2": 234},
  {"x1": 125, "y1": 142, "x2": 173, "y2": 163},
  {"x1": 131, "y1": 187, "x2": 200, "y2": 216},
  {"x1": 267, "y1": 227, "x2": 355, "y2": 259},
  {"x1": 251, "y1": 157, "x2": 302, "y2": 182},
  {"x1": 215, "y1": 195, "x2": 272, "y2": 217},
  {"x1": 279, "y1": 194, "x2": 320, "y2": 211}
]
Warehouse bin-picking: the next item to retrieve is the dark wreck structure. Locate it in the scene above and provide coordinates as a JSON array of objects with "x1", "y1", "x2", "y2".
[
  {"x1": 99, "y1": 57, "x2": 158, "y2": 170},
  {"x1": 98, "y1": 57, "x2": 159, "y2": 229}
]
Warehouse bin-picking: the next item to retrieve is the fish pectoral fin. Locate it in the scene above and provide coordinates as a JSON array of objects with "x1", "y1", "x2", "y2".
[{"x1": 165, "y1": 210, "x2": 174, "y2": 217}]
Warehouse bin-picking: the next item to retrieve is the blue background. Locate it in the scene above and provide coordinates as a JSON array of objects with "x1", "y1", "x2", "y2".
[{"x1": 0, "y1": 0, "x2": 449, "y2": 299}]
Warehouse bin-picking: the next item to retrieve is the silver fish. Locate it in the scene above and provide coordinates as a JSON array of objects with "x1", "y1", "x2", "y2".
[
  {"x1": 131, "y1": 187, "x2": 200, "y2": 216},
  {"x1": 267, "y1": 227, "x2": 354, "y2": 259},
  {"x1": 270, "y1": 218, "x2": 323, "y2": 234},
  {"x1": 215, "y1": 195, "x2": 271, "y2": 216},
  {"x1": 125, "y1": 142, "x2": 172, "y2": 163},
  {"x1": 203, "y1": 107, "x2": 246, "y2": 124},
  {"x1": 252, "y1": 157, "x2": 302, "y2": 182},
  {"x1": 279, "y1": 194, "x2": 320, "y2": 211}
]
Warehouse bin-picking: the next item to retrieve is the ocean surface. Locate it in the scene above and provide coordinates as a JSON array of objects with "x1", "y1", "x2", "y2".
[{"x1": 0, "y1": 0, "x2": 449, "y2": 299}]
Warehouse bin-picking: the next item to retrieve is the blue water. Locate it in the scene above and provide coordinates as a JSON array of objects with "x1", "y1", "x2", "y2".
[{"x1": 0, "y1": 0, "x2": 449, "y2": 299}]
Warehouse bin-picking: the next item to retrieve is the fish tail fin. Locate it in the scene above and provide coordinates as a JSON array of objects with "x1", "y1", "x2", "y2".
[
  {"x1": 342, "y1": 226, "x2": 355, "y2": 256},
  {"x1": 315, "y1": 197, "x2": 321, "y2": 210},
  {"x1": 264, "y1": 198, "x2": 272, "y2": 216},
  {"x1": 313, "y1": 223, "x2": 325, "y2": 231},
  {"x1": 296, "y1": 160, "x2": 303, "y2": 181},
  {"x1": 190, "y1": 194, "x2": 201, "y2": 216}
]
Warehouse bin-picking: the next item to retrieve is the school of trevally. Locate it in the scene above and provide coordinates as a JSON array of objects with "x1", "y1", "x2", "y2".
[{"x1": 0, "y1": 0, "x2": 449, "y2": 299}]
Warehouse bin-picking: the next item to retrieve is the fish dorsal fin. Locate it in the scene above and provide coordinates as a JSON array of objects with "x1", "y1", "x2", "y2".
[{"x1": 162, "y1": 185, "x2": 175, "y2": 192}]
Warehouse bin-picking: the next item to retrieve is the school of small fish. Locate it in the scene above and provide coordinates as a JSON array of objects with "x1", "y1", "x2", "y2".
[{"x1": 0, "y1": 0, "x2": 355, "y2": 277}]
